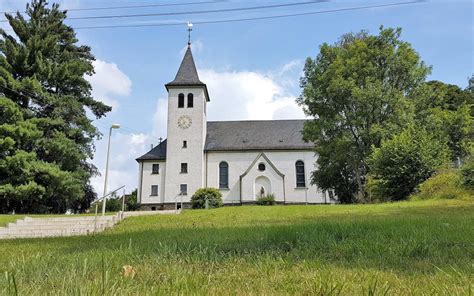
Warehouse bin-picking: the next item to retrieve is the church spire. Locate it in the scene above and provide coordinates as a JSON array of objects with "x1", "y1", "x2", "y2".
[
  {"x1": 165, "y1": 24, "x2": 210, "y2": 101},
  {"x1": 167, "y1": 46, "x2": 203, "y2": 86}
]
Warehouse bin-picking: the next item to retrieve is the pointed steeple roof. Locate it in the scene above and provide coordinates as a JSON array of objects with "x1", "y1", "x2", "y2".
[{"x1": 165, "y1": 45, "x2": 210, "y2": 101}]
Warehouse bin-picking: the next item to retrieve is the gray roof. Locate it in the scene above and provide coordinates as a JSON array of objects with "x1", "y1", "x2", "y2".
[
  {"x1": 205, "y1": 120, "x2": 313, "y2": 151},
  {"x1": 165, "y1": 45, "x2": 210, "y2": 101},
  {"x1": 136, "y1": 120, "x2": 313, "y2": 162},
  {"x1": 136, "y1": 139, "x2": 167, "y2": 161}
]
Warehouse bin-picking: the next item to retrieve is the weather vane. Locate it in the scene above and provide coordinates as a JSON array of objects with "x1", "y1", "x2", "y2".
[{"x1": 187, "y1": 22, "x2": 193, "y2": 46}]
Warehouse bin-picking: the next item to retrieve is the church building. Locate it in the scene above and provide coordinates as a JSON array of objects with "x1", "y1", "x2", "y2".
[{"x1": 136, "y1": 44, "x2": 336, "y2": 209}]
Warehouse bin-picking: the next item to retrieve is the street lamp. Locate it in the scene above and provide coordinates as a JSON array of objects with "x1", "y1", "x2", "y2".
[{"x1": 102, "y1": 123, "x2": 120, "y2": 215}]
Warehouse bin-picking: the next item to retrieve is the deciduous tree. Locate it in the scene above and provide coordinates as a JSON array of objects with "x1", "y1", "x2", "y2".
[{"x1": 298, "y1": 27, "x2": 430, "y2": 202}]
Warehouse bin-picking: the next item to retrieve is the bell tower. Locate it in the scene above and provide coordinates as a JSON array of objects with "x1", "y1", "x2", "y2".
[{"x1": 163, "y1": 43, "x2": 210, "y2": 204}]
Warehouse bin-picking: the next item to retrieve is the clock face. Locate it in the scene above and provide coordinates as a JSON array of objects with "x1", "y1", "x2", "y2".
[{"x1": 177, "y1": 115, "x2": 192, "y2": 129}]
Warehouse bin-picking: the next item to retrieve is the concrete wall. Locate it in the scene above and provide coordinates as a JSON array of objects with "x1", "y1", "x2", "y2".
[
  {"x1": 206, "y1": 150, "x2": 328, "y2": 204},
  {"x1": 138, "y1": 160, "x2": 166, "y2": 204},
  {"x1": 164, "y1": 87, "x2": 207, "y2": 203}
]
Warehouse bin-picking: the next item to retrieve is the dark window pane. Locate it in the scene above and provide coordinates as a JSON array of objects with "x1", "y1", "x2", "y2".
[
  {"x1": 151, "y1": 185, "x2": 158, "y2": 196},
  {"x1": 152, "y1": 164, "x2": 159, "y2": 174},
  {"x1": 180, "y1": 184, "x2": 187, "y2": 195},
  {"x1": 181, "y1": 163, "x2": 188, "y2": 173},
  {"x1": 187, "y1": 93, "x2": 194, "y2": 108},
  {"x1": 296, "y1": 161, "x2": 306, "y2": 187},
  {"x1": 258, "y1": 163, "x2": 266, "y2": 171},
  {"x1": 178, "y1": 93, "x2": 184, "y2": 108},
  {"x1": 219, "y1": 162, "x2": 229, "y2": 188},
  {"x1": 183, "y1": 140, "x2": 187, "y2": 148}
]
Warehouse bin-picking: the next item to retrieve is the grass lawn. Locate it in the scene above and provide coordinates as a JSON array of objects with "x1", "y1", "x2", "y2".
[{"x1": 0, "y1": 199, "x2": 473, "y2": 295}]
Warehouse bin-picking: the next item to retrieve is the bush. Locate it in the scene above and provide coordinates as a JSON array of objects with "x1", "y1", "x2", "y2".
[
  {"x1": 191, "y1": 188, "x2": 223, "y2": 209},
  {"x1": 368, "y1": 127, "x2": 450, "y2": 201},
  {"x1": 460, "y1": 158, "x2": 474, "y2": 190},
  {"x1": 411, "y1": 168, "x2": 473, "y2": 200},
  {"x1": 126, "y1": 189, "x2": 140, "y2": 211},
  {"x1": 256, "y1": 194, "x2": 276, "y2": 205},
  {"x1": 105, "y1": 198, "x2": 122, "y2": 212}
]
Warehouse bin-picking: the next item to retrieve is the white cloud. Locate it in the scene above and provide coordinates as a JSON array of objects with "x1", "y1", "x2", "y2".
[
  {"x1": 152, "y1": 98, "x2": 168, "y2": 138},
  {"x1": 91, "y1": 131, "x2": 150, "y2": 196},
  {"x1": 201, "y1": 67, "x2": 306, "y2": 121},
  {"x1": 86, "y1": 59, "x2": 132, "y2": 111}
]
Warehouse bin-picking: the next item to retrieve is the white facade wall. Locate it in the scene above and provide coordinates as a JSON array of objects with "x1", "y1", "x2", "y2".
[
  {"x1": 138, "y1": 160, "x2": 166, "y2": 204},
  {"x1": 164, "y1": 87, "x2": 207, "y2": 203},
  {"x1": 206, "y1": 150, "x2": 327, "y2": 204}
]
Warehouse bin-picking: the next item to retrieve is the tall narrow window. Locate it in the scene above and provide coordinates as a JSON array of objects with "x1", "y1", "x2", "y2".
[
  {"x1": 152, "y1": 164, "x2": 159, "y2": 174},
  {"x1": 295, "y1": 160, "x2": 306, "y2": 187},
  {"x1": 178, "y1": 93, "x2": 184, "y2": 108},
  {"x1": 187, "y1": 93, "x2": 194, "y2": 108},
  {"x1": 219, "y1": 162, "x2": 229, "y2": 189},
  {"x1": 181, "y1": 163, "x2": 188, "y2": 173},
  {"x1": 151, "y1": 185, "x2": 158, "y2": 196},
  {"x1": 180, "y1": 184, "x2": 188, "y2": 195},
  {"x1": 182, "y1": 140, "x2": 187, "y2": 148}
]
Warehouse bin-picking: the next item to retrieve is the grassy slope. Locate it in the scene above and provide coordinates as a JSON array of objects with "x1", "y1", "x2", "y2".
[
  {"x1": 0, "y1": 215, "x2": 25, "y2": 227},
  {"x1": 0, "y1": 199, "x2": 473, "y2": 295}
]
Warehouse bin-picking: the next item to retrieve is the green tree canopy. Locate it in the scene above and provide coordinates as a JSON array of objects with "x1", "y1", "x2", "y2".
[
  {"x1": 411, "y1": 80, "x2": 473, "y2": 162},
  {"x1": 298, "y1": 27, "x2": 430, "y2": 202},
  {"x1": 0, "y1": 0, "x2": 110, "y2": 213}
]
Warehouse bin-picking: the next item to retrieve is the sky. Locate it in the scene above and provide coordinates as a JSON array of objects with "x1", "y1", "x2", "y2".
[{"x1": 1, "y1": 0, "x2": 473, "y2": 196}]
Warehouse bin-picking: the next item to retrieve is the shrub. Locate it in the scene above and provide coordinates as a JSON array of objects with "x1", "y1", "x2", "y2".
[
  {"x1": 126, "y1": 189, "x2": 140, "y2": 211},
  {"x1": 368, "y1": 127, "x2": 450, "y2": 201},
  {"x1": 411, "y1": 168, "x2": 473, "y2": 200},
  {"x1": 460, "y1": 158, "x2": 474, "y2": 190},
  {"x1": 256, "y1": 194, "x2": 276, "y2": 205},
  {"x1": 105, "y1": 198, "x2": 122, "y2": 212},
  {"x1": 191, "y1": 188, "x2": 223, "y2": 209}
]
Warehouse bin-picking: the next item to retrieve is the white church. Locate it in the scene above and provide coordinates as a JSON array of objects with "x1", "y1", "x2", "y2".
[{"x1": 136, "y1": 44, "x2": 336, "y2": 209}]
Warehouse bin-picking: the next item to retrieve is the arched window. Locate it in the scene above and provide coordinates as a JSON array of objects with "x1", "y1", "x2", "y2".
[
  {"x1": 295, "y1": 160, "x2": 306, "y2": 187},
  {"x1": 178, "y1": 93, "x2": 184, "y2": 108},
  {"x1": 219, "y1": 161, "x2": 229, "y2": 189},
  {"x1": 187, "y1": 93, "x2": 194, "y2": 108}
]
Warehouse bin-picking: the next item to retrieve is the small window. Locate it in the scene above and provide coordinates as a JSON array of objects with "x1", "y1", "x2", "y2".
[
  {"x1": 178, "y1": 93, "x2": 184, "y2": 108},
  {"x1": 258, "y1": 163, "x2": 266, "y2": 172},
  {"x1": 180, "y1": 184, "x2": 187, "y2": 195},
  {"x1": 151, "y1": 206, "x2": 156, "y2": 211},
  {"x1": 219, "y1": 161, "x2": 229, "y2": 189},
  {"x1": 296, "y1": 160, "x2": 306, "y2": 187},
  {"x1": 187, "y1": 93, "x2": 193, "y2": 108},
  {"x1": 151, "y1": 185, "x2": 158, "y2": 196},
  {"x1": 181, "y1": 163, "x2": 188, "y2": 173},
  {"x1": 152, "y1": 164, "x2": 159, "y2": 174},
  {"x1": 182, "y1": 140, "x2": 187, "y2": 148}
]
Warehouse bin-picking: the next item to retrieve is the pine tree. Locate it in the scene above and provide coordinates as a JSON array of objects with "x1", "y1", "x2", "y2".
[{"x1": 0, "y1": 0, "x2": 110, "y2": 213}]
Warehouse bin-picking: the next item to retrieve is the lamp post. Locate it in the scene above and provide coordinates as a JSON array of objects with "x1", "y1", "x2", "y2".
[{"x1": 102, "y1": 123, "x2": 120, "y2": 216}]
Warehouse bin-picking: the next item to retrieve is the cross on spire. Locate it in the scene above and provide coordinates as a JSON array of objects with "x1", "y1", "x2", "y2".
[{"x1": 187, "y1": 22, "x2": 193, "y2": 46}]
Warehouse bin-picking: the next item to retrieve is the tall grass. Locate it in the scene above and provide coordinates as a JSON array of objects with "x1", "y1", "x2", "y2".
[{"x1": 0, "y1": 199, "x2": 473, "y2": 295}]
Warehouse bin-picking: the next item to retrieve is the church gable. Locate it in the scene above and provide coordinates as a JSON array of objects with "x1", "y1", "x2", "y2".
[
  {"x1": 240, "y1": 152, "x2": 284, "y2": 178},
  {"x1": 239, "y1": 152, "x2": 285, "y2": 202}
]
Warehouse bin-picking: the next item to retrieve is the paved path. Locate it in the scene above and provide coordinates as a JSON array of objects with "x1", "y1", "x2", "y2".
[{"x1": 0, "y1": 210, "x2": 180, "y2": 240}]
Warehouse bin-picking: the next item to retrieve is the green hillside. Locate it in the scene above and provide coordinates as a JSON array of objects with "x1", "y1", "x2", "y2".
[{"x1": 1, "y1": 199, "x2": 473, "y2": 295}]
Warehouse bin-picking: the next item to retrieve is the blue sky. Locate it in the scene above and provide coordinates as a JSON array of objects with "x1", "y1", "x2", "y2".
[{"x1": 1, "y1": 0, "x2": 473, "y2": 194}]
